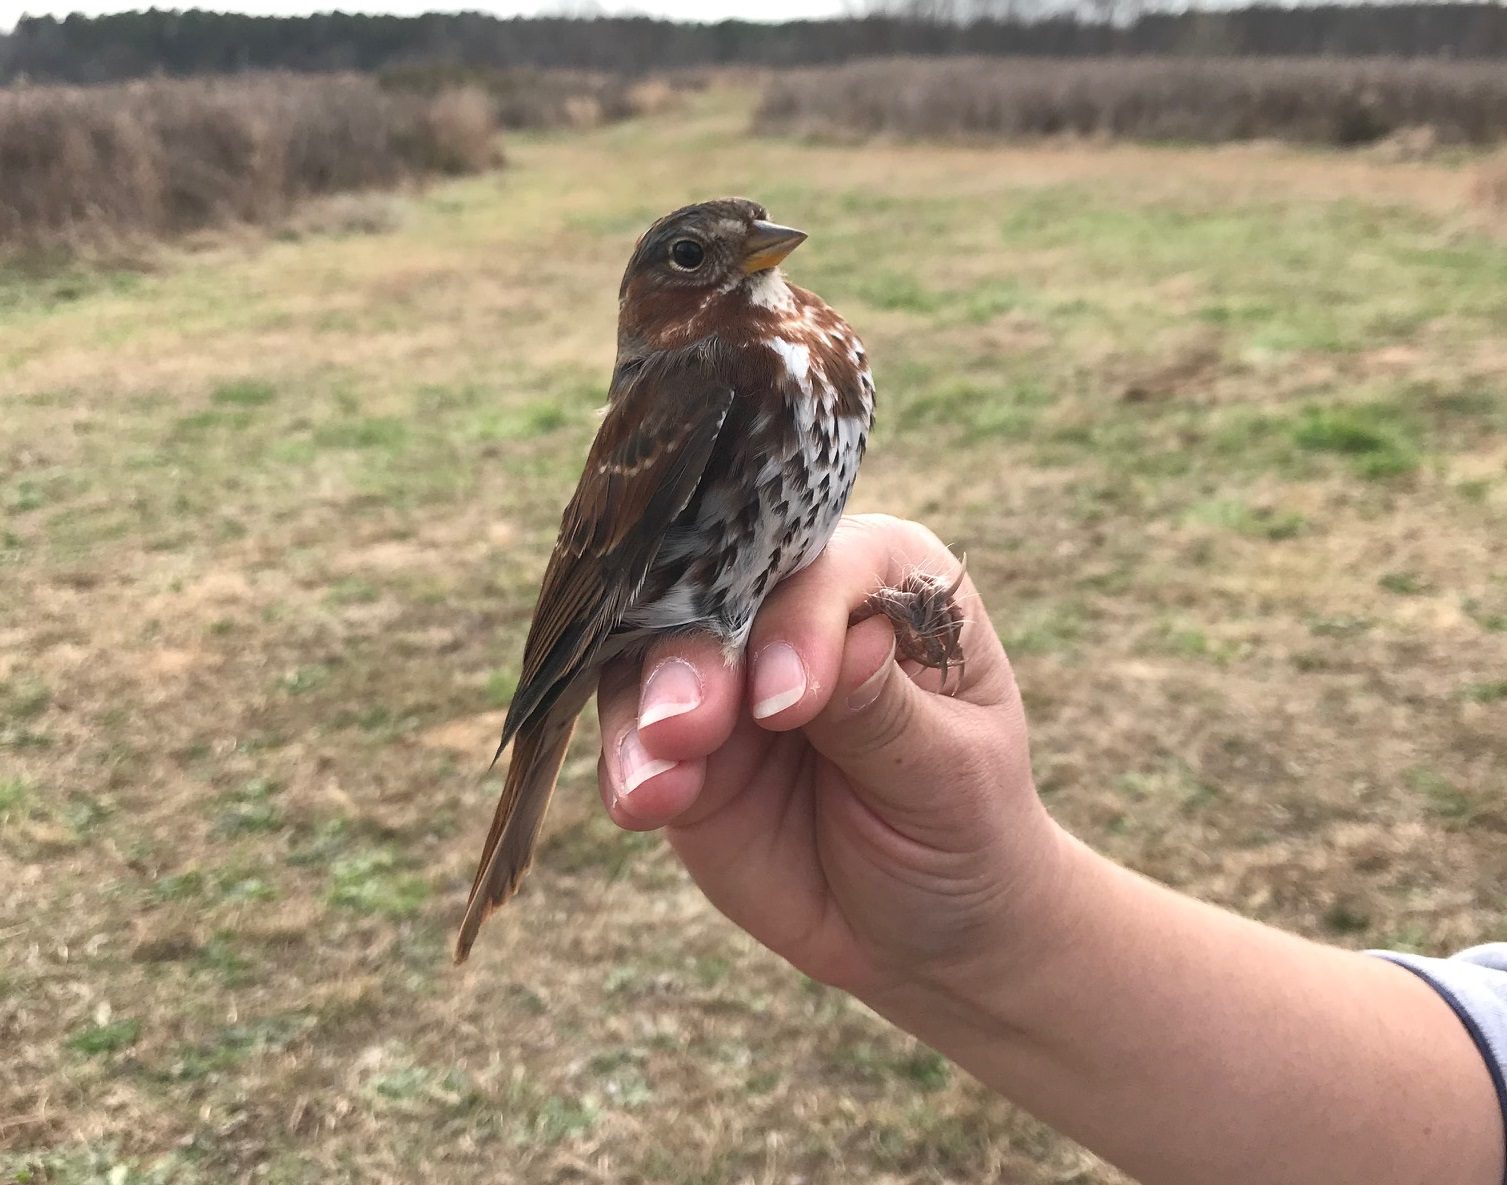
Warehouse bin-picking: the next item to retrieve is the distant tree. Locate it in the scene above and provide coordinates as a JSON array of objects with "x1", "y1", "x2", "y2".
[{"x1": 3, "y1": 5, "x2": 1506, "y2": 86}]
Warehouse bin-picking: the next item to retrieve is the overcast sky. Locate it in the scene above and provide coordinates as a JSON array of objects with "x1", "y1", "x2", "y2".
[{"x1": 2, "y1": 0, "x2": 858, "y2": 25}]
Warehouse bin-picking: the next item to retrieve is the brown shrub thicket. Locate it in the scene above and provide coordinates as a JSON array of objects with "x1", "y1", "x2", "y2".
[
  {"x1": 1476, "y1": 154, "x2": 1507, "y2": 216},
  {"x1": 378, "y1": 63, "x2": 693, "y2": 130},
  {"x1": 756, "y1": 57, "x2": 1507, "y2": 147},
  {"x1": 0, "y1": 74, "x2": 500, "y2": 252}
]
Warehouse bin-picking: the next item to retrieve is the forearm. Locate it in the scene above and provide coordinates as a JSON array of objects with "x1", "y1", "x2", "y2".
[{"x1": 870, "y1": 830, "x2": 1503, "y2": 1185}]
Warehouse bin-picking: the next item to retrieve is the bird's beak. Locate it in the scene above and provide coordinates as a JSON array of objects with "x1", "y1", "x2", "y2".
[{"x1": 741, "y1": 221, "x2": 808, "y2": 273}]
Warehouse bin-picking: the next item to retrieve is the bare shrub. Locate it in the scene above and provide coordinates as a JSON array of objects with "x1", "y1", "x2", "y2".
[
  {"x1": 1475, "y1": 154, "x2": 1507, "y2": 217},
  {"x1": 402, "y1": 86, "x2": 502, "y2": 175},
  {"x1": 0, "y1": 90, "x2": 160, "y2": 243},
  {"x1": 756, "y1": 57, "x2": 1507, "y2": 148},
  {"x1": 378, "y1": 63, "x2": 686, "y2": 130},
  {"x1": 0, "y1": 73, "x2": 502, "y2": 255}
]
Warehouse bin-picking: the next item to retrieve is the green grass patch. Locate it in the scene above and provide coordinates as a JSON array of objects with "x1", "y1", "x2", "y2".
[
  {"x1": 161, "y1": 1014, "x2": 311, "y2": 1082},
  {"x1": 895, "y1": 376, "x2": 1050, "y2": 439},
  {"x1": 1116, "y1": 758, "x2": 1222, "y2": 815},
  {"x1": 1322, "y1": 900, "x2": 1372, "y2": 936},
  {"x1": 1408, "y1": 767, "x2": 1473, "y2": 822},
  {"x1": 279, "y1": 664, "x2": 331, "y2": 695},
  {"x1": 150, "y1": 870, "x2": 206, "y2": 902},
  {"x1": 4, "y1": 479, "x2": 47, "y2": 514},
  {"x1": 954, "y1": 277, "x2": 1029, "y2": 323},
  {"x1": 856, "y1": 271, "x2": 943, "y2": 314},
  {"x1": 364, "y1": 1059, "x2": 479, "y2": 1114},
  {"x1": 1465, "y1": 597, "x2": 1507, "y2": 633},
  {"x1": 1154, "y1": 619, "x2": 1237, "y2": 665},
  {"x1": 541, "y1": 813, "x2": 658, "y2": 879},
  {"x1": 836, "y1": 1041, "x2": 952, "y2": 1091},
  {"x1": 1307, "y1": 614, "x2": 1374, "y2": 639},
  {"x1": 288, "y1": 817, "x2": 357, "y2": 866},
  {"x1": 998, "y1": 190, "x2": 1507, "y2": 355},
  {"x1": 1379, "y1": 571, "x2": 1432, "y2": 596},
  {"x1": 999, "y1": 600, "x2": 1087, "y2": 656},
  {"x1": 211, "y1": 777, "x2": 283, "y2": 837},
  {"x1": 586, "y1": 1047, "x2": 654, "y2": 1108},
  {"x1": 1185, "y1": 498, "x2": 1306, "y2": 541},
  {"x1": 327, "y1": 849, "x2": 429, "y2": 917},
  {"x1": 312, "y1": 416, "x2": 410, "y2": 450},
  {"x1": 1291, "y1": 405, "x2": 1420, "y2": 479},
  {"x1": 325, "y1": 578, "x2": 381, "y2": 606},
  {"x1": 0, "y1": 261, "x2": 145, "y2": 316},
  {"x1": 465, "y1": 399, "x2": 575, "y2": 442},
  {"x1": 0, "y1": 776, "x2": 30, "y2": 812},
  {"x1": 1, "y1": 788, "x2": 110, "y2": 851},
  {"x1": 214, "y1": 869, "x2": 278, "y2": 904},
  {"x1": 194, "y1": 934, "x2": 253, "y2": 985},
  {"x1": 210, "y1": 379, "x2": 277, "y2": 407},
  {"x1": 0, "y1": 1146, "x2": 199, "y2": 1185},
  {"x1": 1463, "y1": 679, "x2": 1507, "y2": 703},
  {"x1": 1406, "y1": 766, "x2": 1504, "y2": 831},
  {"x1": 509, "y1": 1086, "x2": 600, "y2": 1144},
  {"x1": 66, "y1": 1018, "x2": 142, "y2": 1056},
  {"x1": 172, "y1": 407, "x2": 256, "y2": 436},
  {"x1": 485, "y1": 667, "x2": 519, "y2": 709}
]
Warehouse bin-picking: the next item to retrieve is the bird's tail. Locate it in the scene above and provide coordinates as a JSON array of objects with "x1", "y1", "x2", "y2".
[{"x1": 454, "y1": 697, "x2": 581, "y2": 963}]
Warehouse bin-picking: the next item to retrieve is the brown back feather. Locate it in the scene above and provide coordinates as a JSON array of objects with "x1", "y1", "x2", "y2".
[
  {"x1": 458, "y1": 346, "x2": 734, "y2": 958},
  {"x1": 495, "y1": 345, "x2": 733, "y2": 756}
]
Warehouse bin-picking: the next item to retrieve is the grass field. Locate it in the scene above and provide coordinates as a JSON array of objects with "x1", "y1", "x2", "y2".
[{"x1": 3, "y1": 86, "x2": 1505, "y2": 1184}]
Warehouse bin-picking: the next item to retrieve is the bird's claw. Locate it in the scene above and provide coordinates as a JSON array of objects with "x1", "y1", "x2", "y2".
[{"x1": 850, "y1": 561, "x2": 967, "y2": 692}]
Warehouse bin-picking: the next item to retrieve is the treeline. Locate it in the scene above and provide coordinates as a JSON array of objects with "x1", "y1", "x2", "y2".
[{"x1": 5, "y1": 5, "x2": 1507, "y2": 85}]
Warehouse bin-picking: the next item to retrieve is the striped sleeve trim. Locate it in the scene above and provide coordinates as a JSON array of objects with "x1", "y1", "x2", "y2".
[{"x1": 1372, "y1": 949, "x2": 1507, "y2": 1185}]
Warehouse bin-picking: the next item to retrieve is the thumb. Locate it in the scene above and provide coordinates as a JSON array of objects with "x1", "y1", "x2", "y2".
[{"x1": 801, "y1": 614, "x2": 1019, "y2": 855}]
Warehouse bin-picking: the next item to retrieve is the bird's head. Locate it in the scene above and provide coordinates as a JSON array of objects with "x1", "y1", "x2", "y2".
[{"x1": 617, "y1": 197, "x2": 807, "y2": 350}]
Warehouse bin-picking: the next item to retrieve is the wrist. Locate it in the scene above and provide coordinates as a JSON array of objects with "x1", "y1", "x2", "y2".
[{"x1": 858, "y1": 817, "x2": 1105, "y2": 1054}]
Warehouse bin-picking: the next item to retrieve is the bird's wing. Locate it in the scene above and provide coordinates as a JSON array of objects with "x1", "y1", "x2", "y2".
[{"x1": 495, "y1": 346, "x2": 734, "y2": 757}]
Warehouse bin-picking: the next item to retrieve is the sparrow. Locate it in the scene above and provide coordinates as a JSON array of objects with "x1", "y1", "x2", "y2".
[{"x1": 455, "y1": 197, "x2": 961, "y2": 961}]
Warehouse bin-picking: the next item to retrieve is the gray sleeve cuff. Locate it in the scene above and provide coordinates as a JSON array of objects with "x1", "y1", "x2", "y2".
[{"x1": 1371, "y1": 945, "x2": 1507, "y2": 1185}]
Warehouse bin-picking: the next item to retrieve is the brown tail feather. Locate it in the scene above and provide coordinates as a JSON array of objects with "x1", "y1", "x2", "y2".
[{"x1": 455, "y1": 692, "x2": 585, "y2": 963}]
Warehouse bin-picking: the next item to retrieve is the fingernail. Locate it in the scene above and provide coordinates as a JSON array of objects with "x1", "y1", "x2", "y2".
[
  {"x1": 617, "y1": 726, "x2": 676, "y2": 797},
  {"x1": 847, "y1": 638, "x2": 897, "y2": 713},
  {"x1": 751, "y1": 642, "x2": 807, "y2": 720},
  {"x1": 638, "y1": 658, "x2": 703, "y2": 730}
]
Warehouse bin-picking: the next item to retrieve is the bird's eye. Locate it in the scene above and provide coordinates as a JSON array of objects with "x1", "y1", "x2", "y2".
[{"x1": 670, "y1": 239, "x2": 705, "y2": 271}]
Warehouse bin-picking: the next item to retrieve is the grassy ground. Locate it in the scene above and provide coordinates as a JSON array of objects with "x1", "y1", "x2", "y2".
[{"x1": 3, "y1": 87, "x2": 1505, "y2": 1184}]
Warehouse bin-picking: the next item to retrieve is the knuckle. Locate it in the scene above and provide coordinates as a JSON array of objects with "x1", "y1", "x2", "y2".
[
  {"x1": 859, "y1": 515, "x2": 950, "y2": 569},
  {"x1": 846, "y1": 512, "x2": 911, "y2": 550},
  {"x1": 902, "y1": 519, "x2": 949, "y2": 560}
]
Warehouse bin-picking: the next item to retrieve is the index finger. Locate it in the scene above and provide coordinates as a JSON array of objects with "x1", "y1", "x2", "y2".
[{"x1": 744, "y1": 514, "x2": 1006, "y2": 732}]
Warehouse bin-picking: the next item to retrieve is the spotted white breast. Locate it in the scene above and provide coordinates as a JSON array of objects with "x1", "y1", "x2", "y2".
[{"x1": 621, "y1": 272, "x2": 874, "y2": 651}]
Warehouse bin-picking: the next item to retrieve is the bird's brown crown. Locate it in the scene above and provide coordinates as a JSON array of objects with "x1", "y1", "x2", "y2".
[{"x1": 617, "y1": 197, "x2": 807, "y2": 352}]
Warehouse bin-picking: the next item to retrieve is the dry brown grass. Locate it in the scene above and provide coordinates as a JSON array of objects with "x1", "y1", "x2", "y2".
[
  {"x1": 0, "y1": 74, "x2": 501, "y2": 255},
  {"x1": 758, "y1": 56, "x2": 1507, "y2": 147},
  {"x1": 1, "y1": 87, "x2": 1504, "y2": 1185}
]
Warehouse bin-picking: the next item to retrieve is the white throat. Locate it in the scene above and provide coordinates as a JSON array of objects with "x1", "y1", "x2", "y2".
[{"x1": 743, "y1": 268, "x2": 796, "y2": 313}]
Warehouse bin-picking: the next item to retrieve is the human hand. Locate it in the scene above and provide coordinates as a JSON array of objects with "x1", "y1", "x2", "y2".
[
  {"x1": 597, "y1": 515, "x2": 1506, "y2": 1185},
  {"x1": 594, "y1": 514, "x2": 1068, "y2": 1000}
]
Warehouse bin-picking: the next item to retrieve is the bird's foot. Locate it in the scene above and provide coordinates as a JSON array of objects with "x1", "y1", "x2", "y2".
[{"x1": 850, "y1": 562, "x2": 967, "y2": 691}]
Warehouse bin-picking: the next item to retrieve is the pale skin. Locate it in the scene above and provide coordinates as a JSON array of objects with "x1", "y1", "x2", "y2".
[{"x1": 593, "y1": 514, "x2": 1504, "y2": 1185}]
